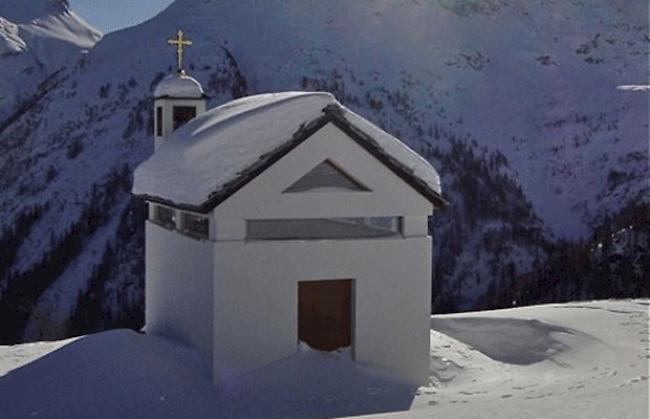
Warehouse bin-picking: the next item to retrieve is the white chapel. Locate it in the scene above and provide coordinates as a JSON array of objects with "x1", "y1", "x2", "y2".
[{"x1": 132, "y1": 31, "x2": 445, "y2": 386}]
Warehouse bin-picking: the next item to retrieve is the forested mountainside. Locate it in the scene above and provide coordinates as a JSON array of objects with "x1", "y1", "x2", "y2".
[
  {"x1": 479, "y1": 200, "x2": 649, "y2": 312},
  {"x1": 0, "y1": 0, "x2": 647, "y2": 343}
]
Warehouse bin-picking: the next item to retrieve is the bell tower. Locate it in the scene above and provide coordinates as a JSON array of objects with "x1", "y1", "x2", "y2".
[{"x1": 153, "y1": 29, "x2": 207, "y2": 150}]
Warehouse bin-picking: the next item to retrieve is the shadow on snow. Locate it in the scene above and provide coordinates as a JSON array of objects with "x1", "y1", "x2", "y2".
[{"x1": 0, "y1": 329, "x2": 416, "y2": 419}]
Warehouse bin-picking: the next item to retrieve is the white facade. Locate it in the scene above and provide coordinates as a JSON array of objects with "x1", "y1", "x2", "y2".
[
  {"x1": 145, "y1": 223, "x2": 214, "y2": 361},
  {"x1": 135, "y1": 90, "x2": 443, "y2": 387}
]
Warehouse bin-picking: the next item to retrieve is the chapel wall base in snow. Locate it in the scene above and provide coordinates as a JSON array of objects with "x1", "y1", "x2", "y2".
[
  {"x1": 212, "y1": 236, "x2": 432, "y2": 386},
  {"x1": 144, "y1": 221, "x2": 214, "y2": 362}
]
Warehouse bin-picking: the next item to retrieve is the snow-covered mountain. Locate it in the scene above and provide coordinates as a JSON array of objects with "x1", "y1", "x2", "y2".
[
  {"x1": 0, "y1": 0, "x2": 101, "y2": 120},
  {"x1": 0, "y1": 0, "x2": 647, "y2": 343}
]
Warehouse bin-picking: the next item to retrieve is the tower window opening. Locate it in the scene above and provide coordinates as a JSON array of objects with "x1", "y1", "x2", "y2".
[
  {"x1": 173, "y1": 106, "x2": 196, "y2": 130},
  {"x1": 156, "y1": 106, "x2": 163, "y2": 136}
]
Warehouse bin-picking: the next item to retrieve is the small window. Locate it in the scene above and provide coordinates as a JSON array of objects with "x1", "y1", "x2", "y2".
[
  {"x1": 181, "y1": 212, "x2": 209, "y2": 239},
  {"x1": 246, "y1": 217, "x2": 402, "y2": 241},
  {"x1": 156, "y1": 106, "x2": 163, "y2": 136},
  {"x1": 152, "y1": 205, "x2": 175, "y2": 229},
  {"x1": 173, "y1": 106, "x2": 196, "y2": 130}
]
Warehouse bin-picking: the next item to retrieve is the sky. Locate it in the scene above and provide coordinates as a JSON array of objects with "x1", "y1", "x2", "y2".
[{"x1": 69, "y1": 0, "x2": 174, "y2": 34}]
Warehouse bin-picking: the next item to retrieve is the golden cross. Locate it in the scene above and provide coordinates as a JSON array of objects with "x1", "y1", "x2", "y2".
[{"x1": 167, "y1": 29, "x2": 192, "y2": 74}]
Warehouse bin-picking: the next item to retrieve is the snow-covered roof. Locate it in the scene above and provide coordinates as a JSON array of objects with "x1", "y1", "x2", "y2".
[
  {"x1": 133, "y1": 91, "x2": 444, "y2": 211},
  {"x1": 154, "y1": 73, "x2": 205, "y2": 99}
]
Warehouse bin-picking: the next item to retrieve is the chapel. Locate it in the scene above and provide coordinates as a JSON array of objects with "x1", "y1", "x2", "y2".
[{"x1": 132, "y1": 31, "x2": 445, "y2": 386}]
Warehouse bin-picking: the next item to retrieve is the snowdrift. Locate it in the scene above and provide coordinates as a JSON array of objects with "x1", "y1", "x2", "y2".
[{"x1": 0, "y1": 300, "x2": 647, "y2": 418}]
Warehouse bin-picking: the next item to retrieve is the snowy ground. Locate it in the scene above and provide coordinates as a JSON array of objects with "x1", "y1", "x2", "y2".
[{"x1": 0, "y1": 300, "x2": 647, "y2": 418}]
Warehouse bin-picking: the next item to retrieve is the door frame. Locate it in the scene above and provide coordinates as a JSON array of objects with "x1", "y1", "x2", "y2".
[{"x1": 296, "y1": 278, "x2": 356, "y2": 359}]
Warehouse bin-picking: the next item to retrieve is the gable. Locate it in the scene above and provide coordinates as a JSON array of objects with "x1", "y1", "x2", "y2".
[
  {"x1": 208, "y1": 112, "x2": 445, "y2": 215},
  {"x1": 213, "y1": 122, "x2": 434, "y2": 220},
  {"x1": 283, "y1": 159, "x2": 369, "y2": 193}
]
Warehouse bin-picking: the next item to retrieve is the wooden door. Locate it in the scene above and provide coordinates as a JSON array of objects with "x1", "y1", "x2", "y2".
[{"x1": 298, "y1": 279, "x2": 352, "y2": 351}]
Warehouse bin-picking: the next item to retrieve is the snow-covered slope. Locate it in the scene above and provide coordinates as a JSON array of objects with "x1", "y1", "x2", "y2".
[
  {"x1": 0, "y1": 300, "x2": 647, "y2": 418},
  {"x1": 0, "y1": 0, "x2": 647, "y2": 342},
  {"x1": 0, "y1": 0, "x2": 100, "y2": 119}
]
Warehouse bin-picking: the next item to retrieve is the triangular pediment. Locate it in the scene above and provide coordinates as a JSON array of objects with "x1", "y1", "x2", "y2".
[{"x1": 284, "y1": 160, "x2": 370, "y2": 193}]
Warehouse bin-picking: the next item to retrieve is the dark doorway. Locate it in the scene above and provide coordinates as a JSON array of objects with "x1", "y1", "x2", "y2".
[{"x1": 298, "y1": 279, "x2": 352, "y2": 351}]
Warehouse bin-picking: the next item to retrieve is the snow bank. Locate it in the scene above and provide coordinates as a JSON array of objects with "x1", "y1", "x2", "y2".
[
  {"x1": 0, "y1": 300, "x2": 647, "y2": 419},
  {"x1": 429, "y1": 317, "x2": 574, "y2": 365},
  {"x1": 0, "y1": 330, "x2": 416, "y2": 419}
]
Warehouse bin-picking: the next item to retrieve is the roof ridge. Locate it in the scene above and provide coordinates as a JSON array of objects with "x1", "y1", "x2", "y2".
[{"x1": 192, "y1": 92, "x2": 335, "y2": 138}]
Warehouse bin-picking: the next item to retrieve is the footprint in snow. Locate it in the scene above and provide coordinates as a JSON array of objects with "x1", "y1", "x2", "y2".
[
  {"x1": 606, "y1": 370, "x2": 617, "y2": 377},
  {"x1": 618, "y1": 375, "x2": 648, "y2": 387},
  {"x1": 526, "y1": 392, "x2": 553, "y2": 400},
  {"x1": 416, "y1": 389, "x2": 437, "y2": 396},
  {"x1": 458, "y1": 390, "x2": 481, "y2": 396}
]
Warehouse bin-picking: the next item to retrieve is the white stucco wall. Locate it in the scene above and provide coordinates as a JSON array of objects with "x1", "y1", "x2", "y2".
[
  {"x1": 212, "y1": 236, "x2": 432, "y2": 386},
  {"x1": 145, "y1": 221, "x2": 214, "y2": 362},
  {"x1": 207, "y1": 121, "x2": 434, "y2": 386}
]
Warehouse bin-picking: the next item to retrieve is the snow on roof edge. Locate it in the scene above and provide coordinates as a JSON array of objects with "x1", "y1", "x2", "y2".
[{"x1": 133, "y1": 93, "x2": 444, "y2": 211}]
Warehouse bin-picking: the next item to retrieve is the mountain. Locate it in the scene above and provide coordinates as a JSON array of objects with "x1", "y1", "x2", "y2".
[
  {"x1": 0, "y1": 0, "x2": 647, "y2": 343},
  {"x1": 0, "y1": 0, "x2": 101, "y2": 121}
]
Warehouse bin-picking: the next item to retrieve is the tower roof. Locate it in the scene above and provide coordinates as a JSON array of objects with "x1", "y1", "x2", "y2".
[
  {"x1": 133, "y1": 91, "x2": 445, "y2": 211},
  {"x1": 154, "y1": 73, "x2": 205, "y2": 99}
]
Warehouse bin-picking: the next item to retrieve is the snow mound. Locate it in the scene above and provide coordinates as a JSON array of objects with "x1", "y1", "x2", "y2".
[
  {"x1": 429, "y1": 317, "x2": 575, "y2": 365},
  {"x1": 0, "y1": 330, "x2": 416, "y2": 419},
  {"x1": 0, "y1": 300, "x2": 647, "y2": 419}
]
